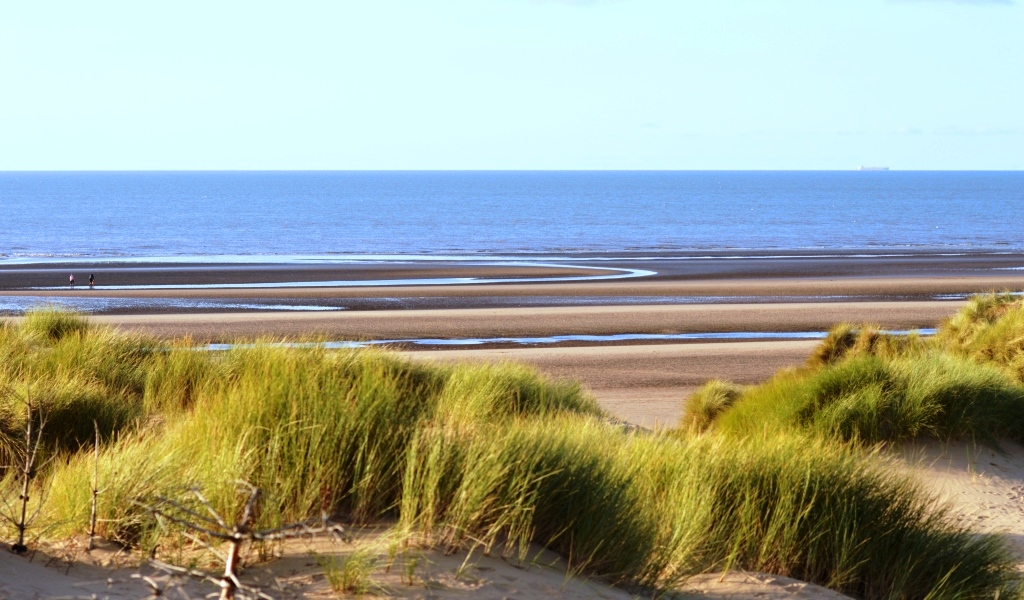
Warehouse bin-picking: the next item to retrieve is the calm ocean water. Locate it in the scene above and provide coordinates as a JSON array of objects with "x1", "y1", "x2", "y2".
[{"x1": 1, "y1": 171, "x2": 1021, "y2": 260}]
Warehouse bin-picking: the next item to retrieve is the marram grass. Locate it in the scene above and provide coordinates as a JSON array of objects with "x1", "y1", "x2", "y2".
[
  {"x1": 677, "y1": 379, "x2": 745, "y2": 433},
  {"x1": 687, "y1": 293, "x2": 1024, "y2": 446},
  {"x1": 937, "y1": 291, "x2": 1024, "y2": 381},
  {"x1": 1, "y1": 310, "x2": 1020, "y2": 599},
  {"x1": 710, "y1": 352, "x2": 1024, "y2": 445}
]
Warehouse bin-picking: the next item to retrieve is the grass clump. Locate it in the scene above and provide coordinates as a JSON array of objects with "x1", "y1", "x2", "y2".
[
  {"x1": 400, "y1": 418, "x2": 654, "y2": 580},
  {"x1": 38, "y1": 343, "x2": 605, "y2": 545},
  {"x1": 807, "y1": 322, "x2": 925, "y2": 368},
  {"x1": 18, "y1": 307, "x2": 92, "y2": 342},
  {"x1": 315, "y1": 549, "x2": 381, "y2": 595},
  {"x1": 398, "y1": 419, "x2": 1018, "y2": 597},
  {"x1": 936, "y1": 292, "x2": 1024, "y2": 381},
  {"x1": 0, "y1": 310, "x2": 154, "y2": 463},
  {"x1": 679, "y1": 379, "x2": 745, "y2": 433},
  {"x1": 434, "y1": 362, "x2": 592, "y2": 426},
  {"x1": 633, "y1": 433, "x2": 1014, "y2": 599},
  {"x1": 695, "y1": 294, "x2": 1024, "y2": 446},
  {"x1": 713, "y1": 352, "x2": 1024, "y2": 445}
]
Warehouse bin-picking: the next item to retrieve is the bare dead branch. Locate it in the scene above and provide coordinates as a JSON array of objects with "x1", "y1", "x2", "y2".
[
  {"x1": 9, "y1": 383, "x2": 49, "y2": 554},
  {"x1": 136, "y1": 482, "x2": 343, "y2": 600},
  {"x1": 190, "y1": 488, "x2": 232, "y2": 531},
  {"x1": 88, "y1": 421, "x2": 100, "y2": 551}
]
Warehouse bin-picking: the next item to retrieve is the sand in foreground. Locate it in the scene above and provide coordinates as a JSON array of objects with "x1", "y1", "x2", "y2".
[
  {"x1": 0, "y1": 533, "x2": 854, "y2": 600},
  {"x1": 8, "y1": 439, "x2": 1017, "y2": 600}
]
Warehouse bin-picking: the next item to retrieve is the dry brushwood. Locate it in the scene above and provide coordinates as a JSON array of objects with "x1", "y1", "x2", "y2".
[
  {"x1": 2, "y1": 384, "x2": 53, "y2": 554},
  {"x1": 138, "y1": 482, "x2": 345, "y2": 600},
  {"x1": 88, "y1": 421, "x2": 103, "y2": 551}
]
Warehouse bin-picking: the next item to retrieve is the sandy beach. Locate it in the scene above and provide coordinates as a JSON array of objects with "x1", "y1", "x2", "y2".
[
  {"x1": 86, "y1": 300, "x2": 958, "y2": 339},
  {"x1": 4, "y1": 256, "x2": 1024, "y2": 598},
  {"x1": 5, "y1": 253, "x2": 1024, "y2": 426},
  {"x1": 4, "y1": 252, "x2": 1024, "y2": 306}
]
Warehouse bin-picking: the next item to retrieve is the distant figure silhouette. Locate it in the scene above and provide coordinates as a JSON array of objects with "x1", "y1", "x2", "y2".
[
  {"x1": 70, "y1": 274, "x2": 75, "y2": 288},
  {"x1": 89, "y1": 274, "x2": 95, "y2": 288}
]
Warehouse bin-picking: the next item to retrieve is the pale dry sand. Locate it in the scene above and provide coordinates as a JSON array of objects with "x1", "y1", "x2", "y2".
[
  {"x1": 0, "y1": 533, "x2": 855, "y2": 600},
  {"x1": 899, "y1": 440, "x2": 1024, "y2": 565}
]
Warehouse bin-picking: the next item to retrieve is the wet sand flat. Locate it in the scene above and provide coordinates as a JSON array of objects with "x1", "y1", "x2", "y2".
[
  {"x1": 0, "y1": 262, "x2": 620, "y2": 290},
  {"x1": 5, "y1": 275, "x2": 1024, "y2": 302},
  {"x1": 4, "y1": 250, "x2": 1024, "y2": 306},
  {"x1": 87, "y1": 300, "x2": 959, "y2": 341}
]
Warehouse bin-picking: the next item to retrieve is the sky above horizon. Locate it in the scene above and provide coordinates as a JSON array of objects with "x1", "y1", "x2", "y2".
[{"x1": 1, "y1": 1, "x2": 1021, "y2": 170}]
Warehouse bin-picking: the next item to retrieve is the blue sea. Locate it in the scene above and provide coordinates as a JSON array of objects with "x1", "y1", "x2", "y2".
[{"x1": 1, "y1": 171, "x2": 1022, "y2": 261}]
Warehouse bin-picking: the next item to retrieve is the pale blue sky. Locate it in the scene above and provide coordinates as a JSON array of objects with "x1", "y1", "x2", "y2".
[{"x1": 1, "y1": 0, "x2": 1021, "y2": 170}]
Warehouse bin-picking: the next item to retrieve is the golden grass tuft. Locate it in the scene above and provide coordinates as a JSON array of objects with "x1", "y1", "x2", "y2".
[{"x1": 679, "y1": 379, "x2": 745, "y2": 433}]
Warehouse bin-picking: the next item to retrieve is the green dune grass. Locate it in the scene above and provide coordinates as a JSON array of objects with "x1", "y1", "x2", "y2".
[
  {"x1": 937, "y1": 292, "x2": 1024, "y2": 381},
  {"x1": 686, "y1": 293, "x2": 1024, "y2": 447},
  {"x1": 677, "y1": 378, "x2": 745, "y2": 434},
  {"x1": 710, "y1": 352, "x2": 1024, "y2": 444},
  {"x1": 1, "y1": 309, "x2": 1020, "y2": 599}
]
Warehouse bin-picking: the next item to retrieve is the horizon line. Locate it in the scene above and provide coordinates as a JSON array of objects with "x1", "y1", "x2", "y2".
[{"x1": 1, "y1": 168, "x2": 1022, "y2": 173}]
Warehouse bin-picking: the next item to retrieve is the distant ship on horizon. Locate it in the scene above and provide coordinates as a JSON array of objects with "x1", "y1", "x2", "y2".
[{"x1": 858, "y1": 166, "x2": 890, "y2": 171}]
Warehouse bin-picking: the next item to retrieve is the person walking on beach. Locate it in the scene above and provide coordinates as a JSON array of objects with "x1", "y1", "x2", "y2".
[
  {"x1": 89, "y1": 274, "x2": 94, "y2": 288},
  {"x1": 69, "y1": 274, "x2": 75, "y2": 288}
]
